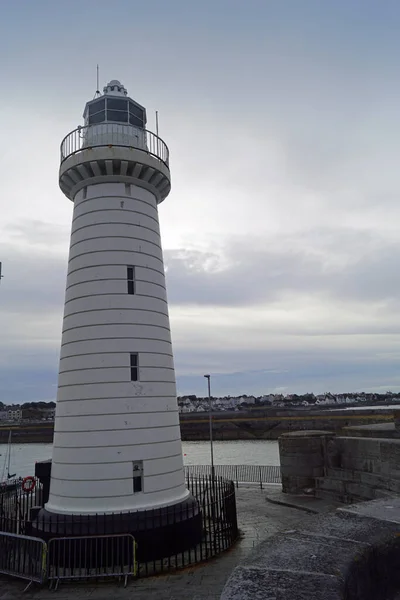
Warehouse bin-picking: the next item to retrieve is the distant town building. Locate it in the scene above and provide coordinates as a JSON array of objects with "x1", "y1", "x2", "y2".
[{"x1": 8, "y1": 409, "x2": 22, "y2": 421}]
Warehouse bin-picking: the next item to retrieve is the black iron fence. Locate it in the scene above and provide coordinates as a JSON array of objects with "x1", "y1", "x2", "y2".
[
  {"x1": 0, "y1": 474, "x2": 238, "y2": 585},
  {"x1": 0, "y1": 482, "x2": 43, "y2": 534},
  {"x1": 185, "y1": 464, "x2": 282, "y2": 487}
]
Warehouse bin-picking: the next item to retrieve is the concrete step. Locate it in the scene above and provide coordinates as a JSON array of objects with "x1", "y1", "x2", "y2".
[
  {"x1": 314, "y1": 478, "x2": 371, "y2": 503},
  {"x1": 315, "y1": 475, "x2": 375, "y2": 503},
  {"x1": 314, "y1": 488, "x2": 351, "y2": 504},
  {"x1": 344, "y1": 481, "x2": 376, "y2": 501}
]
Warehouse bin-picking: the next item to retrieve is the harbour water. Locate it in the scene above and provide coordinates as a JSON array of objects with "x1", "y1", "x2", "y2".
[{"x1": 0, "y1": 440, "x2": 280, "y2": 478}]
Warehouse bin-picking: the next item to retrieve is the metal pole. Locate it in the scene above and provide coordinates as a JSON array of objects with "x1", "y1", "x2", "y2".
[
  {"x1": 204, "y1": 374, "x2": 214, "y2": 479},
  {"x1": 155, "y1": 111, "x2": 160, "y2": 159}
]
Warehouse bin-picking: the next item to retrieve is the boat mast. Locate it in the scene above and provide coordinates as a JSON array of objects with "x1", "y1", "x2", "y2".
[{"x1": 7, "y1": 431, "x2": 15, "y2": 479}]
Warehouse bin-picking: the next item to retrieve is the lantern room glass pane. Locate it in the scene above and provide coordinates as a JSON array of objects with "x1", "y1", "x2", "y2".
[
  {"x1": 88, "y1": 111, "x2": 105, "y2": 124},
  {"x1": 129, "y1": 102, "x2": 144, "y2": 120},
  {"x1": 88, "y1": 99, "x2": 105, "y2": 115},
  {"x1": 107, "y1": 110, "x2": 128, "y2": 123},
  {"x1": 129, "y1": 114, "x2": 143, "y2": 127},
  {"x1": 107, "y1": 98, "x2": 128, "y2": 111}
]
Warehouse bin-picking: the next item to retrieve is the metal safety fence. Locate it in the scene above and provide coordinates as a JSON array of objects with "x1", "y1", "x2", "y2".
[
  {"x1": 0, "y1": 531, "x2": 47, "y2": 591},
  {"x1": 47, "y1": 534, "x2": 136, "y2": 590},
  {"x1": 184, "y1": 464, "x2": 282, "y2": 487}
]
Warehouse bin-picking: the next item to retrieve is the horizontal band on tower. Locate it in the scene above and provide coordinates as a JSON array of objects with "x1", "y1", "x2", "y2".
[
  {"x1": 53, "y1": 438, "x2": 182, "y2": 448},
  {"x1": 68, "y1": 249, "x2": 164, "y2": 265},
  {"x1": 55, "y1": 410, "x2": 178, "y2": 418},
  {"x1": 69, "y1": 235, "x2": 162, "y2": 252},
  {"x1": 47, "y1": 491, "x2": 137, "y2": 499},
  {"x1": 62, "y1": 321, "x2": 170, "y2": 334},
  {"x1": 72, "y1": 207, "x2": 159, "y2": 226},
  {"x1": 56, "y1": 395, "x2": 177, "y2": 403},
  {"x1": 47, "y1": 481, "x2": 183, "y2": 499},
  {"x1": 67, "y1": 263, "x2": 165, "y2": 278},
  {"x1": 63, "y1": 307, "x2": 169, "y2": 320},
  {"x1": 51, "y1": 453, "x2": 183, "y2": 465},
  {"x1": 71, "y1": 221, "x2": 160, "y2": 237},
  {"x1": 58, "y1": 365, "x2": 175, "y2": 374},
  {"x1": 59, "y1": 350, "x2": 174, "y2": 359},
  {"x1": 65, "y1": 278, "x2": 166, "y2": 292},
  {"x1": 64, "y1": 293, "x2": 168, "y2": 305},
  {"x1": 74, "y1": 193, "x2": 157, "y2": 211},
  {"x1": 50, "y1": 468, "x2": 183, "y2": 483},
  {"x1": 54, "y1": 423, "x2": 179, "y2": 433},
  {"x1": 57, "y1": 380, "x2": 176, "y2": 388}
]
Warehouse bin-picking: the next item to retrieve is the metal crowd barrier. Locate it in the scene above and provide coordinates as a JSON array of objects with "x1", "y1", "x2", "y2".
[
  {"x1": 0, "y1": 531, "x2": 47, "y2": 591},
  {"x1": 47, "y1": 533, "x2": 137, "y2": 590},
  {"x1": 184, "y1": 464, "x2": 282, "y2": 487}
]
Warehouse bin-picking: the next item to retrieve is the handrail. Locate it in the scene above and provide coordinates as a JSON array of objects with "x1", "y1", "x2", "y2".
[
  {"x1": 60, "y1": 123, "x2": 169, "y2": 168},
  {"x1": 184, "y1": 464, "x2": 282, "y2": 487}
]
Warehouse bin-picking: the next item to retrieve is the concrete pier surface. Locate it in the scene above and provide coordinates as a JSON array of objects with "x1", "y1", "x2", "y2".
[{"x1": 0, "y1": 485, "x2": 317, "y2": 600}]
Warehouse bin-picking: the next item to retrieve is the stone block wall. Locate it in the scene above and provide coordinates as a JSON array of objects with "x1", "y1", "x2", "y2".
[
  {"x1": 337, "y1": 436, "x2": 400, "y2": 478},
  {"x1": 279, "y1": 431, "x2": 400, "y2": 502},
  {"x1": 279, "y1": 430, "x2": 335, "y2": 494}
]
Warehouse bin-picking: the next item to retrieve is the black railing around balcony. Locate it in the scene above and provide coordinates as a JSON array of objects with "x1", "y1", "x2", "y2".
[{"x1": 60, "y1": 123, "x2": 169, "y2": 168}]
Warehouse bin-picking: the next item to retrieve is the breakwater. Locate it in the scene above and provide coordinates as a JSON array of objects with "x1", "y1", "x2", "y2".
[{"x1": 0, "y1": 408, "x2": 394, "y2": 443}]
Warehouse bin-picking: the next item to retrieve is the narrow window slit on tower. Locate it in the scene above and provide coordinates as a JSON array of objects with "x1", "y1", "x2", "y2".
[
  {"x1": 125, "y1": 183, "x2": 131, "y2": 195},
  {"x1": 82, "y1": 187, "x2": 87, "y2": 199},
  {"x1": 132, "y1": 462, "x2": 143, "y2": 493},
  {"x1": 130, "y1": 353, "x2": 139, "y2": 381},
  {"x1": 127, "y1": 265, "x2": 135, "y2": 295}
]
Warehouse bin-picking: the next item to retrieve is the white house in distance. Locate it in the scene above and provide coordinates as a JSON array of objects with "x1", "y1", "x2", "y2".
[{"x1": 0, "y1": 408, "x2": 22, "y2": 421}]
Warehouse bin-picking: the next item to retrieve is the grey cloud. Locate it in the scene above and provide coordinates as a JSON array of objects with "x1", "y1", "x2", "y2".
[
  {"x1": 174, "y1": 344, "x2": 400, "y2": 396},
  {"x1": 165, "y1": 228, "x2": 400, "y2": 308},
  {"x1": 2, "y1": 218, "x2": 400, "y2": 400},
  {"x1": 6, "y1": 220, "x2": 70, "y2": 249}
]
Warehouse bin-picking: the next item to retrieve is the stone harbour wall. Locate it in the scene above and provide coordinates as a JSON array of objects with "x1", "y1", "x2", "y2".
[
  {"x1": 279, "y1": 430, "x2": 400, "y2": 503},
  {"x1": 220, "y1": 498, "x2": 400, "y2": 600},
  {"x1": 222, "y1": 428, "x2": 400, "y2": 599}
]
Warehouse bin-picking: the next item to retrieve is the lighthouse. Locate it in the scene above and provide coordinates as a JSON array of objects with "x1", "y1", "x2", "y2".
[{"x1": 36, "y1": 80, "x2": 201, "y2": 552}]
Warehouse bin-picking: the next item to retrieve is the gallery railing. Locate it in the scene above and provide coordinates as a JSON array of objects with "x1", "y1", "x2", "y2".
[{"x1": 60, "y1": 124, "x2": 169, "y2": 168}]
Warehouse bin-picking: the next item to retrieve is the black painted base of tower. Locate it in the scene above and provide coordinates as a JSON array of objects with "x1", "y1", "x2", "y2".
[{"x1": 30, "y1": 496, "x2": 203, "y2": 565}]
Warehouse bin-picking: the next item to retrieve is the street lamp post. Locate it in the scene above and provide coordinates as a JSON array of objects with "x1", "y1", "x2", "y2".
[{"x1": 204, "y1": 374, "x2": 215, "y2": 479}]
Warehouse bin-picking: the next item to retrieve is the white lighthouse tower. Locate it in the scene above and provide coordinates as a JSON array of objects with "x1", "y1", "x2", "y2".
[{"x1": 38, "y1": 81, "x2": 200, "y2": 549}]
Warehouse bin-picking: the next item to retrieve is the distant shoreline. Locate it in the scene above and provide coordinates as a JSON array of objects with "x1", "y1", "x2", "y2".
[{"x1": 0, "y1": 406, "x2": 395, "y2": 444}]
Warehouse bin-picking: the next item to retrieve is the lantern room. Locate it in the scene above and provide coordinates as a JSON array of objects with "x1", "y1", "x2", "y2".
[{"x1": 83, "y1": 79, "x2": 147, "y2": 129}]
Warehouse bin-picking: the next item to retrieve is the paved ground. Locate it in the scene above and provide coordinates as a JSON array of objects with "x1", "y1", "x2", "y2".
[{"x1": 0, "y1": 486, "x2": 322, "y2": 600}]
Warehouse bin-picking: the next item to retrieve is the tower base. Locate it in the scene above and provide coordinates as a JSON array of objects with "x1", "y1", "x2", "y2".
[{"x1": 30, "y1": 497, "x2": 203, "y2": 564}]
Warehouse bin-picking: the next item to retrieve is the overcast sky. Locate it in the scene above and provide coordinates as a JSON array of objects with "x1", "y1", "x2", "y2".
[{"x1": 1, "y1": 0, "x2": 400, "y2": 402}]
